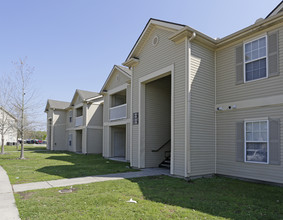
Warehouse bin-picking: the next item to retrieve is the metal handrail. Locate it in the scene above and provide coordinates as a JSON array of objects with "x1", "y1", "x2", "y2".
[{"x1": 152, "y1": 139, "x2": 171, "y2": 152}]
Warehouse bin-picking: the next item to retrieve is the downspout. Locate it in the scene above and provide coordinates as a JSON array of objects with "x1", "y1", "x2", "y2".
[
  {"x1": 185, "y1": 32, "x2": 196, "y2": 177},
  {"x1": 214, "y1": 51, "x2": 217, "y2": 174},
  {"x1": 51, "y1": 109, "x2": 55, "y2": 151},
  {"x1": 130, "y1": 68, "x2": 133, "y2": 166}
]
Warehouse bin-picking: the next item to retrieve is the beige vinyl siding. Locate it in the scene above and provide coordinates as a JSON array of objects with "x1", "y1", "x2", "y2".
[
  {"x1": 216, "y1": 104, "x2": 283, "y2": 184},
  {"x1": 145, "y1": 76, "x2": 171, "y2": 167},
  {"x1": 65, "y1": 109, "x2": 74, "y2": 129},
  {"x1": 74, "y1": 95, "x2": 83, "y2": 106},
  {"x1": 126, "y1": 123, "x2": 130, "y2": 161},
  {"x1": 131, "y1": 27, "x2": 186, "y2": 175},
  {"x1": 53, "y1": 110, "x2": 67, "y2": 150},
  {"x1": 216, "y1": 27, "x2": 283, "y2": 104},
  {"x1": 126, "y1": 84, "x2": 131, "y2": 119},
  {"x1": 102, "y1": 126, "x2": 110, "y2": 157},
  {"x1": 87, "y1": 128, "x2": 102, "y2": 154},
  {"x1": 103, "y1": 95, "x2": 109, "y2": 123},
  {"x1": 88, "y1": 103, "x2": 103, "y2": 126},
  {"x1": 106, "y1": 69, "x2": 130, "y2": 91},
  {"x1": 190, "y1": 42, "x2": 216, "y2": 176}
]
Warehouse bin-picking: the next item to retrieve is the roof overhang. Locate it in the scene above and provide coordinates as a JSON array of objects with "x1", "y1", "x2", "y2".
[
  {"x1": 122, "y1": 58, "x2": 140, "y2": 68},
  {"x1": 216, "y1": 12, "x2": 283, "y2": 48},
  {"x1": 169, "y1": 26, "x2": 216, "y2": 49}
]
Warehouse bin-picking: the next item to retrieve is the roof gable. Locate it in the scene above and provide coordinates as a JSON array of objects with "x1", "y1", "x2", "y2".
[
  {"x1": 70, "y1": 89, "x2": 100, "y2": 106},
  {"x1": 124, "y1": 18, "x2": 185, "y2": 63},
  {"x1": 100, "y1": 65, "x2": 131, "y2": 93},
  {"x1": 266, "y1": 1, "x2": 283, "y2": 18},
  {"x1": 0, "y1": 106, "x2": 17, "y2": 120},
  {"x1": 45, "y1": 99, "x2": 70, "y2": 112}
]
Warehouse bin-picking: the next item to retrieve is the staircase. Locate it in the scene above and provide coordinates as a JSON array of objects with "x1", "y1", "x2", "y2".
[
  {"x1": 151, "y1": 139, "x2": 171, "y2": 169},
  {"x1": 159, "y1": 151, "x2": 171, "y2": 169}
]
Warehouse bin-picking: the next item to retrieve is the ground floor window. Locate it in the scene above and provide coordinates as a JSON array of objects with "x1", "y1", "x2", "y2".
[
  {"x1": 68, "y1": 134, "x2": 72, "y2": 147},
  {"x1": 245, "y1": 120, "x2": 268, "y2": 163}
]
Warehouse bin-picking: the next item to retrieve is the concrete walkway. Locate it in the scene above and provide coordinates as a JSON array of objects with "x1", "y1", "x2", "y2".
[
  {"x1": 13, "y1": 168, "x2": 170, "y2": 193},
  {"x1": 0, "y1": 166, "x2": 20, "y2": 220}
]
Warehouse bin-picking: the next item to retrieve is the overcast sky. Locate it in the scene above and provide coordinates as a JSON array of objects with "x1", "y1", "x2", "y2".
[{"x1": 0, "y1": 0, "x2": 280, "y2": 128}]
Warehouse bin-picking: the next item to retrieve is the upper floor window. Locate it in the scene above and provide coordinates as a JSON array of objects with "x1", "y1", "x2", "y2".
[
  {"x1": 69, "y1": 111, "x2": 73, "y2": 123},
  {"x1": 244, "y1": 36, "x2": 267, "y2": 82}
]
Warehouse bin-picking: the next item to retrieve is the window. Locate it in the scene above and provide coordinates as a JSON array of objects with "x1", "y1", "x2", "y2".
[
  {"x1": 69, "y1": 111, "x2": 73, "y2": 123},
  {"x1": 68, "y1": 134, "x2": 72, "y2": 146},
  {"x1": 244, "y1": 36, "x2": 267, "y2": 82},
  {"x1": 245, "y1": 120, "x2": 268, "y2": 163}
]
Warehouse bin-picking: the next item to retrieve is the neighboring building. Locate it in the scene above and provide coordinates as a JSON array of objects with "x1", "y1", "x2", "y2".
[
  {"x1": 116, "y1": 2, "x2": 283, "y2": 184},
  {"x1": 0, "y1": 107, "x2": 17, "y2": 146},
  {"x1": 66, "y1": 89, "x2": 103, "y2": 154},
  {"x1": 45, "y1": 89, "x2": 103, "y2": 153},
  {"x1": 45, "y1": 99, "x2": 70, "y2": 151},
  {"x1": 101, "y1": 65, "x2": 132, "y2": 161}
]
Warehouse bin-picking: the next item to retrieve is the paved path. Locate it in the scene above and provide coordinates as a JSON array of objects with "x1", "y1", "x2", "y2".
[
  {"x1": 13, "y1": 168, "x2": 170, "y2": 193},
  {"x1": 0, "y1": 166, "x2": 20, "y2": 220}
]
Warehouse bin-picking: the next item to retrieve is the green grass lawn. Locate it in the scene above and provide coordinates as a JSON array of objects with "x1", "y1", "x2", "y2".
[
  {"x1": 4, "y1": 144, "x2": 47, "y2": 152},
  {"x1": 0, "y1": 150, "x2": 137, "y2": 184},
  {"x1": 14, "y1": 175, "x2": 283, "y2": 220}
]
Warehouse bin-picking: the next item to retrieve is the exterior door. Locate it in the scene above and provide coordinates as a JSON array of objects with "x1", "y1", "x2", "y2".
[{"x1": 114, "y1": 130, "x2": 125, "y2": 157}]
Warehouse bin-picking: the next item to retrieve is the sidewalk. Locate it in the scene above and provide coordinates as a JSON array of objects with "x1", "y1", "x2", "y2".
[
  {"x1": 0, "y1": 166, "x2": 20, "y2": 220},
  {"x1": 13, "y1": 168, "x2": 170, "y2": 193}
]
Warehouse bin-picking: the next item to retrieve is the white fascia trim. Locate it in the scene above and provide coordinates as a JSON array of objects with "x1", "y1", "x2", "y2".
[
  {"x1": 103, "y1": 119, "x2": 130, "y2": 126},
  {"x1": 87, "y1": 126, "x2": 103, "y2": 130},
  {"x1": 85, "y1": 95, "x2": 103, "y2": 102},
  {"x1": 108, "y1": 83, "x2": 129, "y2": 95},
  {"x1": 138, "y1": 64, "x2": 174, "y2": 172},
  {"x1": 74, "y1": 103, "x2": 83, "y2": 109},
  {"x1": 91, "y1": 100, "x2": 104, "y2": 105},
  {"x1": 216, "y1": 94, "x2": 283, "y2": 111}
]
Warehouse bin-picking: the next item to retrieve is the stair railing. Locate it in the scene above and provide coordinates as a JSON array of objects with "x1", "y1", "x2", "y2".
[{"x1": 152, "y1": 139, "x2": 171, "y2": 152}]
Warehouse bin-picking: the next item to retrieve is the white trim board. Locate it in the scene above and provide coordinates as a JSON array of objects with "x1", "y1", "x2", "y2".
[
  {"x1": 108, "y1": 83, "x2": 129, "y2": 95},
  {"x1": 138, "y1": 64, "x2": 175, "y2": 173},
  {"x1": 216, "y1": 94, "x2": 283, "y2": 111}
]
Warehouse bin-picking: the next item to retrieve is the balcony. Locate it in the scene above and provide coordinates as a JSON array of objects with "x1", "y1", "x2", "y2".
[
  {"x1": 75, "y1": 116, "x2": 83, "y2": 127},
  {"x1": 109, "y1": 104, "x2": 127, "y2": 121}
]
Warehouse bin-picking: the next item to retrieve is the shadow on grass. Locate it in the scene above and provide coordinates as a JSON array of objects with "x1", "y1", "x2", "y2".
[
  {"x1": 130, "y1": 175, "x2": 283, "y2": 220},
  {"x1": 34, "y1": 151, "x2": 135, "y2": 179}
]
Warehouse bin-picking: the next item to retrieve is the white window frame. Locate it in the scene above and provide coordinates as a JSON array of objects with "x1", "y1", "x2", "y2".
[
  {"x1": 244, "y1": 119, "x2": 269, "y2": 164},
  {"x1": 68, "y1": 134, "x2": 72, "y2": 147},
  {"x1": 69, "y1": 110, "x2": 73, "y2": 123},
  {"x1": 244, "y1": 35, "x2": 268, "y2": 83}
]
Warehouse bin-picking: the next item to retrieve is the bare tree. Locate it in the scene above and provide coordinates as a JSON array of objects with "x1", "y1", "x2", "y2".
[
  {"x1": 0, "y1": 74, "x2": 15, "y2": 154},
  {"x1": 11, "y1": 58, "x2": 37, "y2": 159}
]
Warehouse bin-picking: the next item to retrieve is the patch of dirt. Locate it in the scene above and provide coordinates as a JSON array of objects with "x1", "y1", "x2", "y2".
[
  {"x1": 18, "y1": 192, "x2": 35, "y2": 200},
  {"x1": 58, "y1": 187, "x2": 77, "y2": 194}
]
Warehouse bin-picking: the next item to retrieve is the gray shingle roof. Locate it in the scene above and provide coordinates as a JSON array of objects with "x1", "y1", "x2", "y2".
[
  {"x1": 46, "y1": 99, "x2": 70, "y2": 110},
  {"x1": 76, "y1": 89, "x2": 100, "y2": 100}
]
